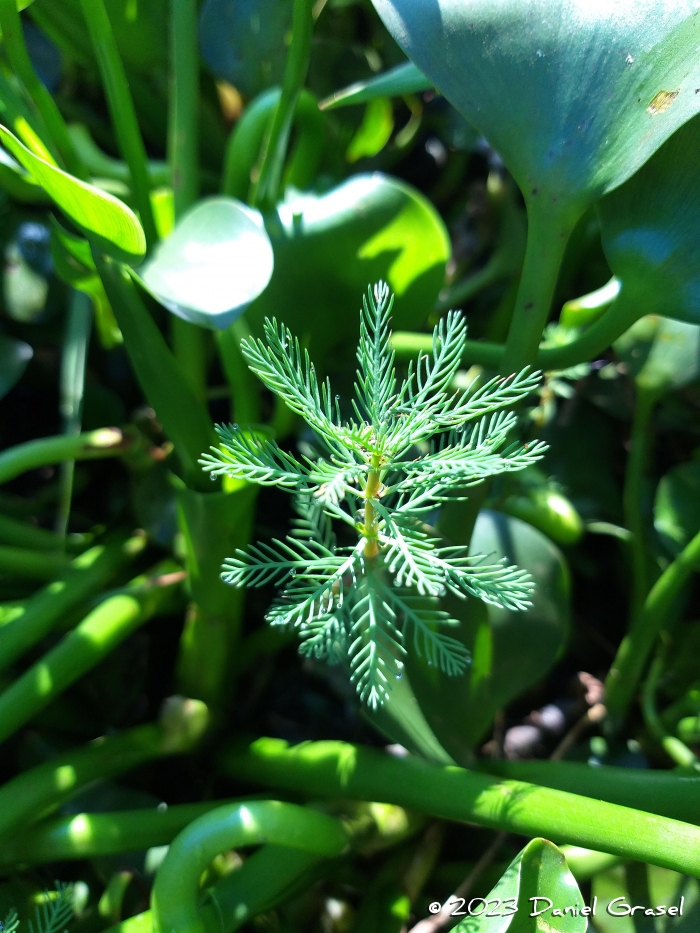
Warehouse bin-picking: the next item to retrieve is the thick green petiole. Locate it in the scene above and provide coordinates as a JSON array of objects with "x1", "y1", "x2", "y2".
[
  {"x1": 605, "y1": 526, "x2": 700, "y2": 727},
  {"x1": 0, "y1": 513, "x2": 84, "y2": 551},
  {"x1": 0, "y1": 701, "x2": 208, "y2": 840},
  {"x1": 151, "y1": 800, "x2": 348, "y2": 933},
  {"x1": 0, "y1": 561, "x2": 183, "y2": 746},
  {"x1": 0, "y1": 428, "x2": 132, "y2": 486},
  {"x1": 225, "y1": 738, "x2": 700, "y2": 877},
  {"x1": 0, "y1": 545, "x2": 69, "y2": 581},
  {"x1": 252, "y1": 0, "x2": 314, "y2": 209},
  {"x1": 0, "y1": 533, "x2": 145, "y2": 675},
  {"x1": 78, "y1": 0, "x2": 159, "y2": 249},
  {"x1": 642, "y1": 654, "x2": 699, "y2": 769}
]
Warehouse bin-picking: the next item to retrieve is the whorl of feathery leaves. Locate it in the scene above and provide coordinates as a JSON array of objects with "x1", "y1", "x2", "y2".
[{"x1": 201, "y1": 282, "x2": 546, "y2": 707}]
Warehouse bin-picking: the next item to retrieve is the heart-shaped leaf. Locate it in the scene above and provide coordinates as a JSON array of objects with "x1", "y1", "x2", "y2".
[
  {"x1": 0, "y1": 333, "x2": 32, "y2": 399},
  {"x1": 654, "y1": 460, "x2": 700, "y2": 557},
  {"x1": 140, "y1": 198, "x2": 274, "y2": 330},
  {"x1": 198, "y1": 0, "x2": 291, "y2": 99},
  {"x1": 0, "y1": 124, "x2": 146, "y2": 262},
  {"x1": 453, "y1": 838, "x2": 587, "y2": 933},
  {"x1": 371, "y1": 0, "x2": 700, "y2": 222},
  {"x1": 403, "y1": 510, "x2": 570, "y2": 763},
  {"x1": 599, "y1": 115, "x2": 700, "y2": 327},
  {"x1": 614, "y1": 316, "x2": 700, "y2": 395},
  {"x1": 246, "y1": 173, "x2": 450, "y2": 364}
]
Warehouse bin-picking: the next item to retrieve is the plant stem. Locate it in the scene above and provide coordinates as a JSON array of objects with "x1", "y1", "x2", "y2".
[
  {"x1": 252, "y1": 0, "x2": 314, "y2": 209},
  {"x1": 0, "y1": 513, "x2": 81, "y2": 551},
  {"x1": 151, "y1": 801, "x2": 348, "y2": 933},
  {"x1": 0, "y1": 0, "x2": 85, "y2": 176},
  {"x1": 0, "y1": 561, "x2": 183, "y2": 746},
  {"x1": 225, "y1": 737, "x2": 700, "y2": 877},
  {"x1": 0, "y1": 798, "x2": 242, "y2": 865},
  {"x1": 642, "y1": 654, "x2": 699, "y2": 769},
  {"x1": 0, "y1": 534, "x2": 145, "y2": 675},
  {"x1": 56, "y1": 290, "x2": 92, "y2": 539},
  {"x1": 499, "y1": 205, "x2": 577, "y2": 374},
  {"x1": 480, "y1": 758, "x2": 700, "y2": 825},
  {"x1": 0, "y1": 707, "x2": 208, "y2": 841},
  {"x1": 0, "y1": 545, "x2": 69, "y2": 581},
  {"x1": 78, "y1": 0, "x2": 158, "y2": 250},
  {"x1": 217, "y1": 319, "x2": 261, "y2": 424},
  {"x1": 434, "y1": 257, "x2": 506, "y2": 315},
  {"x1": 168, "y1": 0, "x2": 208, "y2": 401},
  {"x1": 0, "y1": 428, "x2": 132, "y2": 486},
  {"x1": 624, "y1": 383, "x2": 658, "y2": 618},
  {"x1": 605, "y1": 526, "x2": 700, "y2": 728},
  {"x1": 363, "y1": 453, "x2": 382, "y2": 559}
]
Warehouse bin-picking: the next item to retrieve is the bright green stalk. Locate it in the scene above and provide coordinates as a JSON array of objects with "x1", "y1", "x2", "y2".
[
  {"x1": 0, "y1": 533, "x2": 145, "y2": 675},
  {"x1": 151, "y1": 801, "x2": 348, "y2": 933},
  {"x1": 605, "y1": 526, "x2": 700, "y2": 727},
  {"x1": 252, "y1": 0, "x2": 314, "y2": 209},
  {"x1": 0, "y1": 798, "x2": 243, "y2": 866},
  {"x1": 78, "y1": 0, "x2": 158, "y2": 250},
  {"x1": 168, "y1": 0, "x2": 207, "y2": 400},
  {"x1": 55, "y1": 290, "x2": 92, "y2": 539},
  {"x1": 0, "y1": 561, "x2": 183, "y2": 746},
  {"x1": 0, "y1": 0, "x2": 85, "y2": 176},
  {"x1": 642, "y1": 654, "x2": 699, "y2": 769},
  {"x1": 225, "y1": 738, "x2": 700, "y2": 877},
  {"x1": 0, "y1": 703, "x2": 208, "y2": 841},
  {"x1": 0, "y1": 545, "x2": 69, "y2": 581},
  {"x1": 0, "y1": 427, "x2": 132, "y2": 486},
  {"x1": 499, "y1": 205, "x2": 577, "y2": 373},
  {"x1": 217, "y1": 320, "x2": 261, "y2": 425},
  {"x1": 623, "y1": 384, "x2": 658, "y2": 618},
  {"x1": 92, "y1": 251, "x2": 215, "y2": 489},
  {"x1": 481, "y1": 758, "x2": 700, "y2": 825}
]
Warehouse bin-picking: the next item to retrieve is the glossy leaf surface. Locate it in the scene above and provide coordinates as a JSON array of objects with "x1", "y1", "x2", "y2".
[
  {"x1": 453, "y1": 838, "x2": 586, "y2": 933},
  {"x1": 0, "y1": 125, "x2": 146, "y2": 261},
  {"x1": 600, "y1": 115, "x2": 700, "y2": 326},
  {"x1": 140, "y1": 198, "x2": 274, "y2": 330},
  {"x1": 614, "y1": 316, "x2": 700, "y2": 395},
  {"x1": 246, "y1": 173, "x2": 450, "y2": 363},
  {"x1": 320, "y1": 61, "x2": 430, "y2": 110},
  {"x1": 199, "y1": 0, "x2": 291, "y2": 98},
  {"x1": 0, "y1": 333, "x2": 32, "y2": 399},
  {"x1": 654, "y1": 461, "x2": 700, "y2": 556},
  {"x1": 372, "y1": 0, "x2": 700, "y2": 221},
  {"x1": 404, "y1": 510, "x2": 570, "y2": 762}
]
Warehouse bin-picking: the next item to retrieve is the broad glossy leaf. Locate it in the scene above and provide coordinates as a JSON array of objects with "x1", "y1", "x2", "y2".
[
  {"x1": 0, "y1": 125, "x2": 146, "y2": 262},
  {"x1": 246, "y1": 173, "x2": 450, "y2": 364},
  {"x1": 453, "y1": 838, "x2": 586, "y2": 933},
  {"x1": 404, "y1": 510, "x2": 570, "y2": 763},
  {"x1": 614, "y1": 316, "x2": 700, "y2": 395},
  {"x1": 654, "y1": 461, "x2": 700, "y2": 556},
  {"x1": 600, "y1": 115, "x2": 700, "y2": 327},
  {"x1": 320, "y1": 61, "x2": 431, "y2": 111},
  {"x1": 140, "y1": 198, "x2": 274, "y2": 330},
  {"x1": 199, "y1": 0, "x2": 291, "y2": 98},
  {"x1": 372, "y1": 0, "x2": 700, "y2": 223},
  {"x1": 0, "y1": 333, "x2": 32, "y2": 399}
]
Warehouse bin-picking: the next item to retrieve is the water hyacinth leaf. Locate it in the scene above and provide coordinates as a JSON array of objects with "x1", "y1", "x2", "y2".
[
  {"x1": 246, "y1": 173, "x2": 450, "y2": 363},
  {"x1": 0, "y1": 333, "x2": 32, "y2": 399},
  {"x1": 346, "y1": 98, "x2": 394, "y2": 162},
  {"x1": 453, "y1": 838, "x2": 586, "y2": 933},
  {"x1": 0, "y1": 125, "x2": 146, "y2": 262},
  {"x1": 614, "y1": 316, "x2": 700, "y2": 396},
  {"x1": 320, "y1": 60, "x2": 431, "y2": 111},
  {"x1": 654, "y1": 461, "x2": 700, "y2": 557},
  {"x1": 371, "y1": 0, "x2": 700, "y2": 222},
  {"x1": 404, "y1": 511, "x2": 570, "y2": 763},
  {"x1": 140, "y1": 198, "x2": 274, "y2": 330},
  {"x1": 599, "y1": 115, "x2": 700, "y2": 327},
  {"x1": 198, "y1": 0, "x2": 291, "y2": 98}
]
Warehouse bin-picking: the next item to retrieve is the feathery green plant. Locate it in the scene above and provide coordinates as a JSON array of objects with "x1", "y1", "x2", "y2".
[
  {"x1": 2, "y1": 883, "x2": 74, "y2": 933},
  {"x1": 201, "y1": 283, "x2": 546, "y2": 707}
]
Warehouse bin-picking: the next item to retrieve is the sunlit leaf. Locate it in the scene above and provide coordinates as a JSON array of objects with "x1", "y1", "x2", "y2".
[
  {"x1": 0, "y1": 333, "x2": 32, "y2": 399},
  {"x1": 0, "y1": 125, "x2": 146, "y2": 262},
  {"x1": 614, "y1": 316, "x2": 700, "y2": 395},
  {"x1": 372, "y1": 0, "x2": 700, "y2": 226},
  {"x1": 320, "y1": 61, "x2": 431, "y2": 111},
  {"x1": 346, "y1": 98, "x2": 394, "y2": 162},
  {"x1": 140, "y1": 198, "x2": 274, "y2": 330},
  {"x1": 654, "y1": 460, "x2": 700, "y2": 557},
  {"x1": 403, "y1": 510, "x2": 570, "y2": 762}
]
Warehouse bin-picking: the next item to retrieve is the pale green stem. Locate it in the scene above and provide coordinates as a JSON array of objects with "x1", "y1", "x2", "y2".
[
  {"x1": 642, "y1": 654, "x2": 699, "y2": 769},
  {"x1": 0, "y1": 429, "x2": 132, "y2": 486}
]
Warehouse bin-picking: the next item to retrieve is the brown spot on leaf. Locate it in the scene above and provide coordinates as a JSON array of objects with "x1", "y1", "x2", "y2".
[{"x1": 647, "y1": 89, "x2": 679, "y2": 114}]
